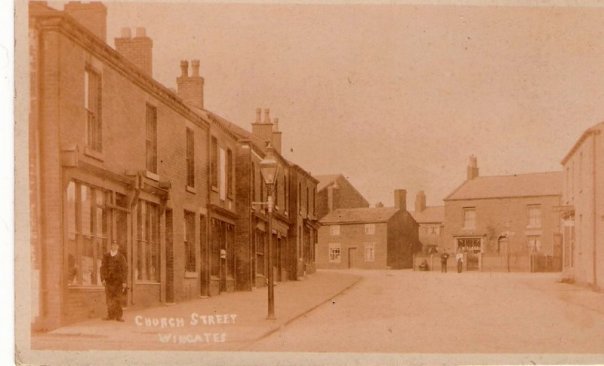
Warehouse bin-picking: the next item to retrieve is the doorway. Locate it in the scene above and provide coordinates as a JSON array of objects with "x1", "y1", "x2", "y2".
[{"x1": 348, "y1": 247, "x2": 357, "y2": 269}]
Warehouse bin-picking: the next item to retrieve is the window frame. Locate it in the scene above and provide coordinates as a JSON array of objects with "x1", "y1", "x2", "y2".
[
  {"x1": 145, "y1": 104, "x2": 158, "y2": 174},
  {"x1": 328, "y1": 243, "x2": 341, "y2": 263},
  {"x1": 185, "y1": 128, "x2": 195, "y2": 189},
  {"x1": 84, "y1": 66, "x2": 102, "y2": 153},
  {"x1": 463, "y1": 207, "x2": 477, "y2": 230}
]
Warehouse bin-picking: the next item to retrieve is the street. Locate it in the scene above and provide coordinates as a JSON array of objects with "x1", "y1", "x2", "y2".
[{"x1": 245, "y1": 270, "x2": 604, "y2": 353}]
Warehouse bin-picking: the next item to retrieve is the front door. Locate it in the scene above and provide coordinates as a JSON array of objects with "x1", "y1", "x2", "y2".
[{"x1": 348, "y1": 248, "x2": 357, "y2": 269}]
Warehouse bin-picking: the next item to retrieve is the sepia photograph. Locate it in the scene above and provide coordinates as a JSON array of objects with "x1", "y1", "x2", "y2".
[{"x1": 14, "y1": 0, "x2": 604, "y2": 364}]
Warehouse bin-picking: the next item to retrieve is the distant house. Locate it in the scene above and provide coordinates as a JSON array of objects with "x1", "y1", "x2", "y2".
[
  {"x1": 443, "y1": 156, "x2": 563, "y2": 272},
  {"x1": 410, "y1": 191, "x2": 444, "y2": 254},
  {"x1": 317, "y1": 190, "x2": 420, "y2": 269},
  {"x1": 315, "y1": 174, "x2": 370, "y2": 219},
  {"x1": 559, "y1": 122, "x2": 604, "y2": 289}
]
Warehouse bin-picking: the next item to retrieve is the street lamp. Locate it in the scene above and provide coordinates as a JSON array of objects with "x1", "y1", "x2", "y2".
[{"x1": 259, "y1": 144, "x2": 279, "y2": 320}]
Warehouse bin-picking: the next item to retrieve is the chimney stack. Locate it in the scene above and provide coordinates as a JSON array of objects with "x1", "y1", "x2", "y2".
[
  {"x1": 114, "y1": 26, "x2": 154, "y2": 76},
  {"x1": 252, "y1": 107, "x2": 274, "y2": 146},
  {"x1": 415, "y1": 190, "x2": 426, "y2": 213},
  {"x1": 272, "y1": 117, "x2": 282, "y2": 154},
  {"x1": 394, "y1": 189, "x2": 407, "y2": 211},
  {"x1": 64, "y1": 1, "x2": 107, "y2": 42},
  {"x1": 176, "y1": 59, "x2": 205, "y2": 109},
  {"x1": 467, "y1": 155, "x2": 479, "y2": 180}
]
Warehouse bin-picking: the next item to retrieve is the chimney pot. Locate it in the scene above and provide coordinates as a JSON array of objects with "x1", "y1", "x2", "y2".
[
  {"x1": 255, "y1": 108, "x2": 262, "y2": 123},
  {"x1": 120, "y1": 27, "x2": 131, "y2": 38},
  {"x1": 263, "y1": 108, "x2": 271, "y2": 124},
  {"x1": 135, "y1": 27, "x2": 146, "y2": 37},
  {"x1": 191, "y1": 59, "x2": 200, "y2": 77},
  {"x1": 180, "y1": 60, "x2": 189, "y2": 77}
]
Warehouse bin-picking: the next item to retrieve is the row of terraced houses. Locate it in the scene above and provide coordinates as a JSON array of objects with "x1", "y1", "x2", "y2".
[{"x1": 29, "y1": 2, "x2": 319, "y2": 331}]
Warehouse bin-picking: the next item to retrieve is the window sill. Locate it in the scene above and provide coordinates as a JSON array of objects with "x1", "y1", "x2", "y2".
[
  {"x1": 135, "y1": 281, "x2": 160, "y2": 285},
  {"x1": 67, "y1": 285, "x2": 104, "y2": 290},
  {"x1": 145, "y1": 171, "x2": 159, "y2": 182},
  {"x1": 83, "y1": 147, "x2": 104, "y2": 162},
  {"x1": 184, "y1": 271, "x2": 198, "y2": 279},
  {"x1": 186, "y1": 185, "x2": 196, "y2": 194},
  {"x1": 211, "y1": 186, "x2": 219, "y2": 193}
]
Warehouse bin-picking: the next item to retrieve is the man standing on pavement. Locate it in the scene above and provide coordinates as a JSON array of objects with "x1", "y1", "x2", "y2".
[
  {"x1": 456, "y1": 250, "x2": 464, "y2": 273},
  {"x1": 440, "y1": 249, "x2": 450, "y2": 273},
  {"x1": 100, "y1": 240, "x2": 128, "y2": 322}
]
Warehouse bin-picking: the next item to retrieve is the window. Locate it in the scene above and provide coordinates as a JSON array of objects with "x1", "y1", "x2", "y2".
[
  {"x1": 146, "y1": 104, "x2": 157, "y2": 173},
  {"x1": 185, "y1": 128, "x2": 195, "y2": 188},
  {"x1": 275, "y1": 177, "x2": 279, "y2": 208},
  {"x1": 136, "y1": 200, "x2": 160, "y2": 282},
  {"x1": 66, "y1": 181, "x2": 109, "y2": 286},
  {"x1": 330, "y1": 225, "x2": 340, "y2": 236},
  {"x1": 579, "y1": 152, "x2": 583, "y2": 191},
  {"x1": 255, "y1": 230, "x2": 265, "y2": 275},
  {"x1": 184, "y1": 211, "x2": 196, "y2": 272},
  {"x1": 251, "y1": 163, "x2": 256, "y2": 202},
  {"x1": 227, "y1": 148, "x2": 233, "y2": 198},
  {"x1": 211, "y1": 137, "x2": 218, "y2": 188},
  {"x1": 364, "y1": 224, "x2": 375, "y2": 235},
  {"x1": 329, "y1": 243, "x2": 341, "y2": 263},
  {"x1": 298, "y1": 182, "x2": 302, "y2": 213},
  {"x1": 85, "y1": 68, "x2": 102, "y2": 152},
  {"x1": 284, "y1": 174, "x2": 288, "y2": 212},
  {"x1": 306, "y1": 187, "x2": 309, "y2": 214},
  {"x1": 527, "y1": 205, "x2": 542, "y2": 228},
  {"x1": 527, "y1": 236, "x2": 541, "y2": 253},
  {"x1": 463, "y1": 208, "x2": 476, "y2": 230},
  {"x1": 364, "y1": 243, "x2": 375, "y2": 262},
  {"x1": 219, "y1": 148, "x2": 226, "y2": 200},
  {"x1": 312, "y1": 187, "x2": 316, "y2": 216}
]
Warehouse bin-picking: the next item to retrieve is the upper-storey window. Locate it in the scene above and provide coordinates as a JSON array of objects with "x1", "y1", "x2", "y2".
[
  {"x1": 145, "y1": 104, "x2": 157, "y2": 173},
  {"x1": 85, "y1": 68, "x2": 102, "y2": 152},
  {"x1": 186, "y1": 128, "x2": 195, "y2": 188},
  {"x1": 527, "y1": 205, "x2": 542, "y2": 229},
  {"x1": 211, "y1": 137, "x2": 218, "y2": 188},
  {"x1": 227, "y1": 148, "x2": 233, "y2": 198},
  {"x1": 364, "y1": 224, "x2": 375, "y2": 235},
  {"x1": 463, "y1": 207, "x2": 476, "y2": 230},
  {"x1": 330, "y1": 225, "x2": 340, "y2": 236},
  {"x1": 219, "y1": 147, "x2": 226, "y2": 201}
]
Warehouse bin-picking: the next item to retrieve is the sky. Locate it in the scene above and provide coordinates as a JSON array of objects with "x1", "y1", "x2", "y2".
[{"x1": 70, "y1": 1, "x2": 604, "y2": 207}]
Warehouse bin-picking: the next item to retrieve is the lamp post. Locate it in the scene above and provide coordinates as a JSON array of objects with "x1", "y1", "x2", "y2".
[{"x1": 259, "y1": 144, "x2": 279, "y2": 320}]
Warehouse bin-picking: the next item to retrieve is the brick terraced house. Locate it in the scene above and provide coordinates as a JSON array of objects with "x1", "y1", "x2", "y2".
[
  {"x1": 317, "y1": 190, "x2": 420, "y2": 269},
  {"x1": 443, "y1": 156, "x2": 563, "y2": 272},
  {"x1": 29, "y1": 2, "x2": 318, "y2": 331}
]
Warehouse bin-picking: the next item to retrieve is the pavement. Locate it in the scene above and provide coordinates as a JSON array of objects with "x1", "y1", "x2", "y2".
[{"x1": 31, "y1": 270, "x2": 361, "y2": 351}]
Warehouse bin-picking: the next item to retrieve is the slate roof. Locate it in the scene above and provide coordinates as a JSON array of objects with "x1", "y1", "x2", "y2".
[
  {"x1": 445, "y1": 171, "x2": 563, "y2": 201},
  {"x1": 320, "y1": 207, "x2": 400, "y2": 224},
  {"x1": 410, "y1": 206, "x2": 444, "y2": 224}
]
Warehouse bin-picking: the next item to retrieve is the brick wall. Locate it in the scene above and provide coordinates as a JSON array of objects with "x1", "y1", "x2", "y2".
[{"x1": 316, "y1": 176, "x2": 369, "y2": 219}]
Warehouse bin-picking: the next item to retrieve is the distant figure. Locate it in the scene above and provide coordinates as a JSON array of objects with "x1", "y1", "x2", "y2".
[
  {"x1": 419, "y1": 259, "x2": 429, "y2": 271},
  {"x1": 456, "y1": 251, "x2": 464, "y2": 273},
  {"x1": 440, "y1": 250, "x2": 450, "y2": 273},
  {"x1": 100, "y1": 241, "x2": 128, "y2": 322}
]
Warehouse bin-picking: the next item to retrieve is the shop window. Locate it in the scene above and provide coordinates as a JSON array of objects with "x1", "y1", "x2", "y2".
[
  {"x1": 85, "y1": 67, "x2": 102, "y2": 152},
  {"x1": 66, "y1": 181, "x2": 109, "y2": 286},
  {"x1": 136, "y1": 200, "x2": 160, "y2": 282},
  {"x1": 329, "y1": 243, "x2": 341, "y2": 263},
  {"x1": 184, "y1": 211, "x2": 196, "y2": 273},
  {"x1": 256, "y1": 230, "x2": 265, "y2": 276}
]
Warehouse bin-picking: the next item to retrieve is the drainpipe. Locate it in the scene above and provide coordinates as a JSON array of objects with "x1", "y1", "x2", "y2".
[{"x1": 593, "y1": 130, "x2": 600, "y2": 288}]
